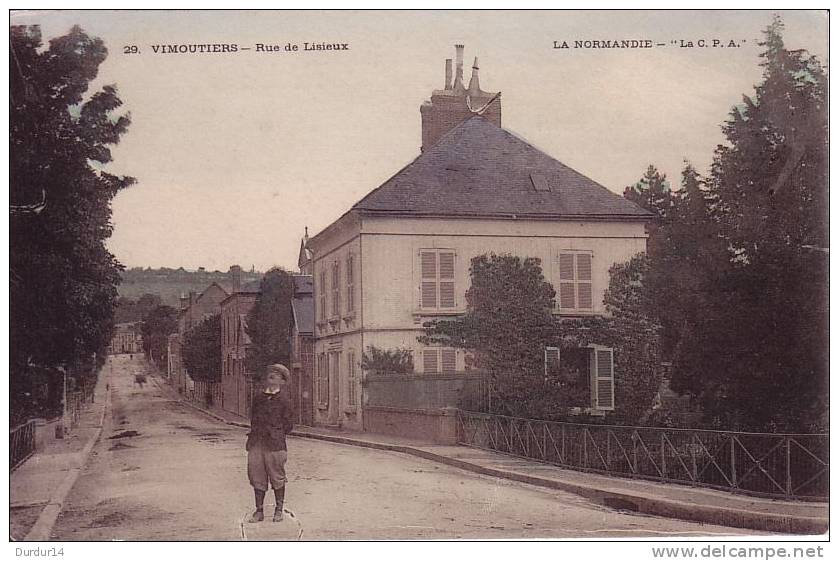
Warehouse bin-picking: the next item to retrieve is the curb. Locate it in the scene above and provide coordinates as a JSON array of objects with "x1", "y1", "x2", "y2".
[
  {"x1": 164, "y1": 383, "x2": 828, "y2": 536},
  {"x1": 24, "y1": 374, "x2": 110, "y2": 541},
  {"x1": 287, "y1": 431, "x2": 829, "y2": 536}
]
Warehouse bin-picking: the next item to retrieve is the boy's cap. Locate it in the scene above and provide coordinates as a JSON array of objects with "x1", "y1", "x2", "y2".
[{"x1": 267, "y1": 364, "x2": 290, "y2": 380}]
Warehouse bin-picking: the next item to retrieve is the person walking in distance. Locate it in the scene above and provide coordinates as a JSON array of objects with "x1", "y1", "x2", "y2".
[{"x1": 247, "y1": 364, "x2": 294, "y2": 522}]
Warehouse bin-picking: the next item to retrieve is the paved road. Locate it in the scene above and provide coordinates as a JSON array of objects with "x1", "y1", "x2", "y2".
[{"x1": 52, "y1": 355, "x2": 754, "y2": 540}]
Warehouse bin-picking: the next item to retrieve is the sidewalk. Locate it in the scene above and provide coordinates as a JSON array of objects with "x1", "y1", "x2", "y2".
[
  {"x1": 154, "y1": 374, "x2": 829, "y2": 536},
  {"x1": 10, "y1": 368, "x2": 110, "y2": 541}
]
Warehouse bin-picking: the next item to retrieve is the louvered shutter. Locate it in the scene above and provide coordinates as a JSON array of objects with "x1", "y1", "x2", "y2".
[
  {"x1": 420, "y1": 251, "x2": 437, "y2": 308},
  {"x1": 576, "y1": 254, "x2": 593, "y2": 309},
  {"x1": 423, "y1": 349, "x2": 439, "y2": 374},
  {"x1": 544, "y1": 347, "x2": 560, "y2": 377},
  {"x1": 346, "y1": 255, "x2": 354, "y2": 313},
  {"x1": 558, "y1": 253, "x2": 576, "y2": 309},
  {"x1": 439, "y1": 252, "x2": 456, "y2": 308},
  {"x1": 441, "y1": 349, "x2": 457, "y2": 373},
  {"x1": 595, "y1": 348, "x2": 615, "y2": 410},
  {"x1": 319, "y1": 271, "x2": 327, "y2": 321},
  {"x1": 332, "y1": 261, "x2": 341, "y2": 316}
]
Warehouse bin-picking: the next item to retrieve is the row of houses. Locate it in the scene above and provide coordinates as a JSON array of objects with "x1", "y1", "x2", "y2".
[
  {"x1": 165, "y1": 45, "x2": 649, "y2": 439},
  {"x1": 165, "y1": 263, "x2": 316, "y2": 424}
]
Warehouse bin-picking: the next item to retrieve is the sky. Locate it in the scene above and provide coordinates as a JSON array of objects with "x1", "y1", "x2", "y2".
[{"x1": 9, "y1": 10, "x2": 829, "y2": 272}]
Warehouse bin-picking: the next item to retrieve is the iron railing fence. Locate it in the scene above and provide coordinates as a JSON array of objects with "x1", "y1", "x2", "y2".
[
  {"x1": 10, "y1": 419, "x2": 37, "y2": 471},
  {"x1": 457, "y1": 411, "x2": 828, "y2": 500}
]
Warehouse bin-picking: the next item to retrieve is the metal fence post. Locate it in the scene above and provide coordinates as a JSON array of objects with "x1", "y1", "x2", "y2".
[
  {"x1": 582, "y1": 428, "x2": 588, "y2": 468},
  {"x1": 730, "y1": 435, "x2": 737, "y2": 490},
  {"x1": 690, "y1": 433, "x2": 698, "y2": 484},
  {"x1": 561, "y1": 424, "x2": 566, "y2": 465},
  {"x1": 785, "y1": 437, "x2": 792, "y2": 497},
  {"x1": 661, "y1": 432, "x2": 667, "y2": 481},
  {"x1": 632, "y1": 432, "x2": 638, "y2": 476}
]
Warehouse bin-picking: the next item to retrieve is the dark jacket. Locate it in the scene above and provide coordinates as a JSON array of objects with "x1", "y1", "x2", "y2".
[{"x1": 246, "y1": 390, "x2": 294, "y2": 451}]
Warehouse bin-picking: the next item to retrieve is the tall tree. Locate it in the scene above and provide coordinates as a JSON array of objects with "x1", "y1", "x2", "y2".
[
  {"x1": 245, "y1": 268, "x2": 295, "y2": 378},
  {"x1": 141, "y1": 305, "x2": 178, "y2": 366},
  {"x1": 672, "y1": 17, "x2": 828, "y2": 432},
  {"x1": 10, "y1": 25, "x2": 133, "y2": 390},
  {"x1": 623, "y1": 165, "x2": 671, "y2": 223},
  {"x1": 182, "y1": 314, "x2": 222, "y2": 382},
  {"x1": 648, "y1": 162, "x2": 725, "y2": 361},
  {"x1": 421, "y1": 254, "x2": 558, "y2": 417}
]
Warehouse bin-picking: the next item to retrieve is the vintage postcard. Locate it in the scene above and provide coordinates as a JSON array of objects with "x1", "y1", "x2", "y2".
[{"x1": 8, "y1": 8, "x2": 829, "y2": 552}]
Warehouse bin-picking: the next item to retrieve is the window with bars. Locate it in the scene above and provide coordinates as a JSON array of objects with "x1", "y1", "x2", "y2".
[
  {"x1": 419, "y1": 250, "x2": 456, "y2": 310},
  {"x1": 557, "y1": 251, "x2": 593, "y2": 312},
  {"x1": 346, "y1": 254, "x2": 354, "y2": 314},
  {"x1": 422, "y1": 348, "x2": 457, "y2": 374},
  {"x1": 331, "y1": 260, "x2": 341, "y2": 318},
  {"x1": 347, "y1": 350, "x2": 357, "y2": 407},
  {"x1": 317, "y1": 353, "x2": 329, "y2": 407}
]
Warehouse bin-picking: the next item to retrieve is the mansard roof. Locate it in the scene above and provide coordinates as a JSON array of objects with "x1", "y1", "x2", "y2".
[{"x1": 352, "y1": 115, "x2": 650, "y2": 219}]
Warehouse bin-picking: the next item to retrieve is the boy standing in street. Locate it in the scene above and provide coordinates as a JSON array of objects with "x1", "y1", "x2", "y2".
[{"x1": 247, "y1": 364, "x2": 295, "y2": 522}]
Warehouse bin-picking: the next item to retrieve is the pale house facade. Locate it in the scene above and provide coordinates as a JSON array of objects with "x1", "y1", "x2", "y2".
[{"x1": 307, "y1": 45, "x2": 649, "y2": 429}]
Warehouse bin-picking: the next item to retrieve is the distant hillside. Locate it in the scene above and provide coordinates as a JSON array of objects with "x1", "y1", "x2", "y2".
[{"x1": 118, "y1": 267, "x2": 263, "y2": 308}]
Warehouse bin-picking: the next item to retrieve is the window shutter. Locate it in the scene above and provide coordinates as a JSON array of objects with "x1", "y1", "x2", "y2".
[
  {"x1": 439, "y1": 252, "x2": 456, "y2": 308},
  {"x1": 558, "y1": 253, "x2": 576, "y2": 309},
  {"x1": 595, "y1": 348, "x2": 615, "y2": 410},
  {"x1": 346, "y1": 255, "x2": 354, "y2": 313},
  {"x1": 347, "y1": 351, "x2": 356, "y2": 406},
  {"x1": 544, "y1": 346, "x2": 560, "y2": 377},
  {"x1": 423, "y1": 349, "x2": 439, "y2": 374},
  {"x1": 420, "y1": 251, "x2": 437, "y2": 308},
  {"x1": 332, "y1": 261, "x2": 341, "y2": 316},
  {"x1": 441, "y1": 349, "x2": 456, "y2": 373},
  {"x1": 576, "y1": 253, "x2": 593, "y2": 309},
  {"x1": 319, "y1": 271, "x2": 327, "y2": 321}
]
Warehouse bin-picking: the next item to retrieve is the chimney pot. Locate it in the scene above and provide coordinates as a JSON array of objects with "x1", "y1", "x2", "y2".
[
  {"x1": 445, "y1": 58, "x2": 452, "y2": 90},
  {"x1": 453, "y1": 44, "x2": 465, "y2": 91}
]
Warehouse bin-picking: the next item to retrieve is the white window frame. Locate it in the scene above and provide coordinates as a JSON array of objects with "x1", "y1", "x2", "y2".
[
  {"x1": 557, "y1": 250, "x2": 594, "y2": 313},
  {"x1": 419, "y1": 249, "x2": 457, "y2": 311}
]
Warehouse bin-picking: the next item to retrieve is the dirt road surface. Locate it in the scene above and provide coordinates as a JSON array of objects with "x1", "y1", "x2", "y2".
[{"x1": 51, "y1": 356, "x2": 756, "y2": 540}]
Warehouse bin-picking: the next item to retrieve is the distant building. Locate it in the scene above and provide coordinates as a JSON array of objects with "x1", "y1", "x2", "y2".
[
  {"x1": 108, "y1": 322, "x2": 143, "y2": 355},
  {"x1": 220, "y1": 265, "x2": 261, "y2": 417},
  {"x1": 307, "y1": 45, "x2": 649, "y2": 431},
  {"x1": 168, "y1": 274, "x2": 234, "y2": 395}
]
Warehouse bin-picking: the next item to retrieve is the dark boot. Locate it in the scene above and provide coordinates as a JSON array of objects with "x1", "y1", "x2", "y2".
[
  {"x1": 248, "y1": 489, "x2": 266, "y2": 523},
  {"x1": 272, "y1": 486, "x2": 285, "y2": 522}
]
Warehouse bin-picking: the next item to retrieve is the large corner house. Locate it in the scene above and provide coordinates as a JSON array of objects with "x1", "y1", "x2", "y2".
[{"x1": 307, "y1": 45, "x2": 649, "y2": 430}]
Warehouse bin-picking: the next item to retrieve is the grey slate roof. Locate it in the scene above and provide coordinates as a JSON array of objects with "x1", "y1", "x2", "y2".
[
  {"x1": 293, "y1": 274, "x2": 313, "y2": 295},
  {"x1": 353, "y1": 116, "x2": 649, "y2": 219},
  {"x1": 291, "y1": 296, "x2": 314, "y2": 335}
]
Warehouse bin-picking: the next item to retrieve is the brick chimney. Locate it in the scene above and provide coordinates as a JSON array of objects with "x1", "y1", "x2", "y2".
[
  {"x1": 420, "y1": 44, "x2": 501, "y2": 152},
  {"x1": 229, "y1": 264, "x2": 242, "y2": 293}
]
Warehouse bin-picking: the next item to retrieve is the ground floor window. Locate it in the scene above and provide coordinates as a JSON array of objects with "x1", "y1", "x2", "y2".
[{"x1": 422, "y1": 348, "x2": 457, "y2": 374}]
